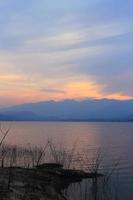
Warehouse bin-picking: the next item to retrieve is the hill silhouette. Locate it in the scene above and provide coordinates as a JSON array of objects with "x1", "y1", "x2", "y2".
[{"x1": 0, "y1": 99, "x2": 133, "y2": 121}]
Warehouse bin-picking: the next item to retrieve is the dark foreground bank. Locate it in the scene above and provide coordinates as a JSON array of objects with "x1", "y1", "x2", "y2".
[{"x1": 0, "y1": 163, "x2": 103, "y2": 200}]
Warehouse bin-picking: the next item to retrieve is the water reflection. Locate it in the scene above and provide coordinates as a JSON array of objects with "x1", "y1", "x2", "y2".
[{"x1": 3, "y1": 122, "x2": 133, "y2": 199}]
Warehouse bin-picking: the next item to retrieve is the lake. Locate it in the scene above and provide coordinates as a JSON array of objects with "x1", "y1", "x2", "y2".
[{"x1": 3, "y1": 122, "x2": 133, "y2": 199}]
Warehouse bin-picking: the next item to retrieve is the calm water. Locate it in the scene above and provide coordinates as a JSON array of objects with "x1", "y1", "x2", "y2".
[{"x1": 4, "y1": 122, "x2": 133, "y2": 199}]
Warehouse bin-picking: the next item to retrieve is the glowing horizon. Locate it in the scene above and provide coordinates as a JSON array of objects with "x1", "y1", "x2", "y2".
[{"x1": 1, "y1": 77, "x2": 133, "y2": 107}]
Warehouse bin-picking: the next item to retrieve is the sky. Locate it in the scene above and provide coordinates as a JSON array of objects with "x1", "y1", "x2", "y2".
[{"x1": 0, "y1": 0, "x2": 133, "y2": 107}]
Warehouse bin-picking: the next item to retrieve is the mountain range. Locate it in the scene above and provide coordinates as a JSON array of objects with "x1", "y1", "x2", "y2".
[{"x1": 0, "y1": 99, "x2": 133, "y2": 121}]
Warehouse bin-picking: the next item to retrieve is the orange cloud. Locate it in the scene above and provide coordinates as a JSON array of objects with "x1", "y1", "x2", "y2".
[
  {"x1": 64, "y1": 80, "x2": 103, "y2": 99},
  {"x1": 38, "y1": 80, "x2": 133, "y2": 101},
  {"x1": 106, "y1": 93, "x2": 133, "y2": 100},
  {"x1": 0, "y1": 74, "x2": 25, "y2": 82}
]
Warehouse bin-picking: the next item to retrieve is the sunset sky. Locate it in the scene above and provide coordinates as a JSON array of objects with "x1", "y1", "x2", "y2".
[{"x1": 0, "y1": 0, "x2": 133, "y2": 107}]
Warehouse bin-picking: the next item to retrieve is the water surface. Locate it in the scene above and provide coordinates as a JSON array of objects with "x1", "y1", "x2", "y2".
[{"x1": 4, "y1": 122, "x2": 133, "y2": 199}]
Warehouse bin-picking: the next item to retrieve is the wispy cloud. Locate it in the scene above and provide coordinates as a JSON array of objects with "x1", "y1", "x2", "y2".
[
  {"x1": 41, "y1": 88, "x2": 66, "y2": 94},
  {"x1": 0, "y1": 0, "x2": 133, "y2": 106}
]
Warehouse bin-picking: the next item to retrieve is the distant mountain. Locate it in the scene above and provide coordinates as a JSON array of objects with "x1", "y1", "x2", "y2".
[
  {"x1": 0, "y1": 111, "x2": 39, "y2": 121},
  {"x1": 0, "y1": 99, "x2": 133, "y2": 121}
]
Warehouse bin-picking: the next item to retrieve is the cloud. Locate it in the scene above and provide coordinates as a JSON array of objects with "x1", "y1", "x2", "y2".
[
  {"x1": 41, "y1": 88, "x2": 66, "y2": 94},
  {"x1": 0, "y1": 0, "x2": 133, "y2": 106}
]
